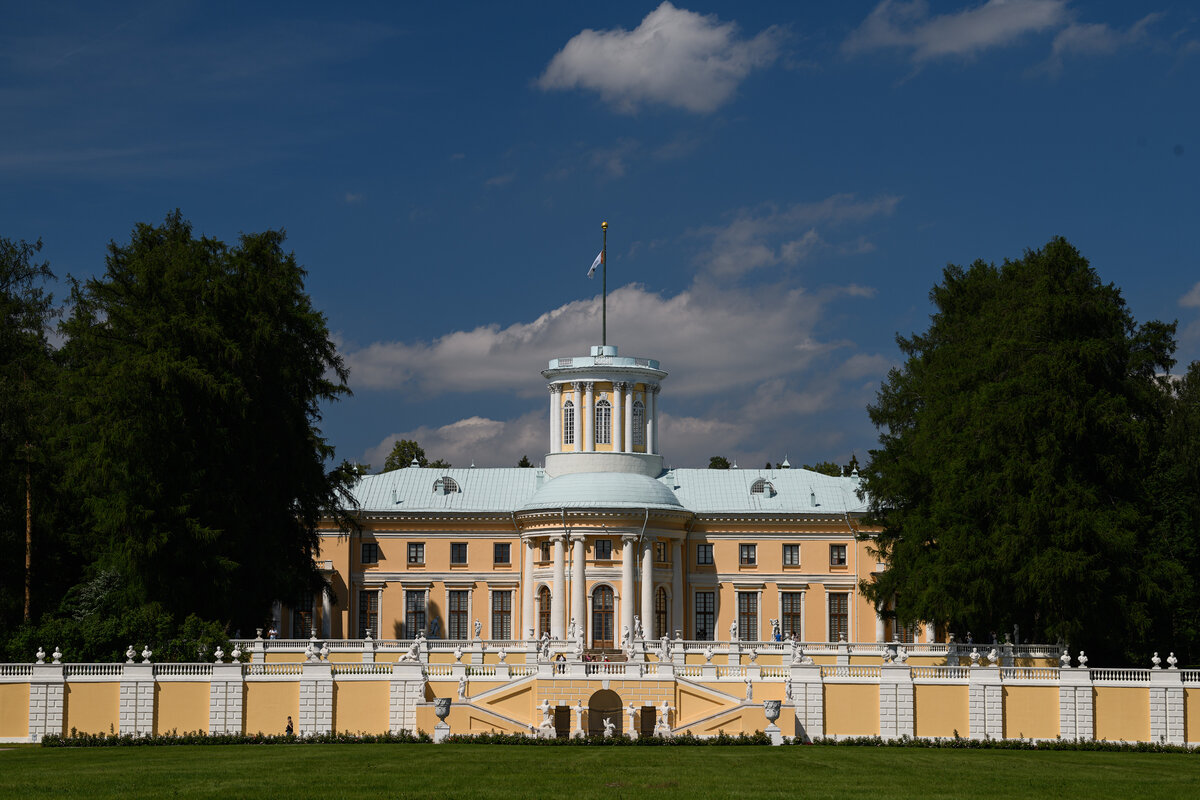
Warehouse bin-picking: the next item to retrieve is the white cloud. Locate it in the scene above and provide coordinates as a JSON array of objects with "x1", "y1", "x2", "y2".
[
  {"x1": 843, "y1": 0, "x2": 1067, "y2": 62},
  {"x1": 537, "y1": 2, "x2": 783, "y2": 114},
  {"x1": 365, "y1": 412, "x2": 546, "y2": 472},
  {"x1": 1181, "y1": 281, "x2": 1200, "y2": 309},
  {"x1": 590, "y1": 138, "x2": 640, "y2": 178},
  {"x1": 695, "y1": 193, "x2": 900, "y2": 278},
  {"x1": 1040, "y1": 14, "x2": 1161, "y2": 74}
]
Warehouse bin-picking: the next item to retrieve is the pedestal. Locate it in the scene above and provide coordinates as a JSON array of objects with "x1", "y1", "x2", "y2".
[{"x1": 434, "y1": 721, "x2": 451, "y2": 743}]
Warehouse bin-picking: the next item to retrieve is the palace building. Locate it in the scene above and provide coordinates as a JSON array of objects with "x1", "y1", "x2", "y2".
[{"x1": 293, "y1": 343, "x2": 915, "y2": 648}]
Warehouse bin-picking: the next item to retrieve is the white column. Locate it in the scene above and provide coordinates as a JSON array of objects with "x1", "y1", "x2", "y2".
[
  {"x1": 875, "y1": 603, "x2": 886, "y2": 643},
  {"x1": 322, "y1": 591, "x2": 332, "y2": 638},
  {"x1": 646, "y1": 385, "x2": 657, "y2": 455},
  {"x1": 549, "y1": 384, "x2": 560, "y2": 454},
  {"x1": 621, "y1": 535, "x2": 636, "y2": 637},
  {"x1": 624, "y1": 384, "x2": 634, "y2": 453},
  {"x1": 640, "y1": 538, "x2": 654, "y2": 637},
  {"x1": 671, "y1": 539, "x2": 683, "y2": 638},
  {"x1": 612, "y1": 382, "x2": 624, "y2": 452},
  {"x1": 572, "y1": 382, "x2": 582, "y2": 452},
  {"x1": 924, "y1": 622, "x2": 936, "y2": 644},
  {"x1": 584, "y1": 381, "x2": 595, "y2": 452},
  {"x1": 552, "y1": 534, "x2": 567, "y2": 639},
  {"x1": 522, "y1": 539, "x2": 536, "y2": 638},
  {"x1": 800, "y1": 590, "x2": 807, "y2": 642},
  {"x1": 571, "y1": 534, "x2": 586, "y2": 640}
]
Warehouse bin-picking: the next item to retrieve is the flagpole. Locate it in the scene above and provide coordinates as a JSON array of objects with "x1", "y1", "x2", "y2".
[{"x1": 601, "y1": 220, "x2": 608, "y2": 346}]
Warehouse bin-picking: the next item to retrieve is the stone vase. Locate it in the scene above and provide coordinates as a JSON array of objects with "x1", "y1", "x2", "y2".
[{"x1": 763, "y1": 700, "x2": 781, "y2": 723}]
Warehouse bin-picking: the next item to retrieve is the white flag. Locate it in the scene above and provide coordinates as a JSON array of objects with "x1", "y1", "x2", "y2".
[{"x1": 587, "y1": 250, "x2": 603, "y2": 278}]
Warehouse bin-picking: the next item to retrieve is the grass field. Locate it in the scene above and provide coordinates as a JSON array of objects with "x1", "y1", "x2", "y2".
[{"x1": 2, "y1": 743, "x2": 1199, "y2": 799}]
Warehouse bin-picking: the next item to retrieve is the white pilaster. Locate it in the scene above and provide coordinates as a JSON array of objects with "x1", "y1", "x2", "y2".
[
  {"x1": 119, "y1": 662, "x2": 155, "y2": 736},
  {"x1": 28, "y1": 663, "x2": 65, "y2": 742},
  {"x1": 552, "y1": 534, "x2": 567, "y2": 639},
  {"x1": 612, "y1": 382, "x2": 624, "y2": 452},
  {"x1": 299, "y1": 660, "x2": 333, "y2": 736},
  {"x1": 1149, "y1": 669, "x2": 1185, "y2": 745},
  {"x1": 790, "y1": 662, "x2": 823, "y2": 742},
  {"x1": 621, "y1": 535, "x2": 636, "y2": 637},
  {"x1": 549, "y1": 384, "x2": 560, "y2": 454},
  {"x1": 571, "y1": 534, "x2": 586, "y2": 642},
  {"x1": 646, "y1": 385, "x2": 657, "y2": 455},
  {"x1": 624, "y1": 384, "x2": 633, "y2": 453},
  {"x1": 209, "y1": 662, "x2": 245, "y2": 735},
  {"x1": 584, "y1": 381, "x2": 595, "y2": 452},
  {"x1": 1058, "y1": 667, "x2": 1094, "y2": 741},
  {"x1": 389, "y1": 661, "x2": 425, "y2": 733},
  {"x1": 879, "y1": 664, "x2": 914, "y2": 739},
  {"x1": 572, "y1": 382, "x2": 582, "y2": 452},
  {"x1": 968, "y1": 665, "x2": 1004, "y2": 740},
  {"x1": 322, "y1": 591, "x2": 332, "y2": 638},
  {"x1": 640, "y1": 538, "x2": 654, "y2": 637},
  {"x1": 522, "y1": 538, "x2": 536, "y2": 638},
  {"x1": 875, "y1": 603, "x2": 886, "y2": 643},
  {"x1": 670, "y1": 539, "x2": 683, "y2": 638}
]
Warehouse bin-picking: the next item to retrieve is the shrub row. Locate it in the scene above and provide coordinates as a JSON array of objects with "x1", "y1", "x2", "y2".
[{"x1": 805, "y1": 735, "x2": 1198, "y2": 754}]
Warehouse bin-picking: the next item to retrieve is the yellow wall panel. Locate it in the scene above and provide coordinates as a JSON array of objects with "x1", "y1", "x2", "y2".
[
  {"x1": 243, "y1": 682, "x2": 298, "y2": 735},
  {"x1": 480, "y1": 682, "x2": 533, "y2": 722},
  {"x1": 914, "y1": 684, "x2": 969, "y2": 739},
  {"x1": 333, "y1": 681, "x2": 389, "y2": 734},
  {"x1": 0, "y1": 683, "x2": 29, "y2": 739},
  {"x1": 1003, "y1": 686, "x2": 1058, "y2": 740},
  {"x1": 1186, "y1": 688, "x2": 1200, "y2": 744},
  {"x1": 64, "y1": 682, "x2": 119, "y2": 735},
  {"x1": 824, "y1": 684, "x2": 879, "y2": 736},
  {"x1": 155, "y1": 682, "x2": 209, "y2": 735},
  {"x1": 1093, "y1": 687, "x2": 1149, "y2": 742}
]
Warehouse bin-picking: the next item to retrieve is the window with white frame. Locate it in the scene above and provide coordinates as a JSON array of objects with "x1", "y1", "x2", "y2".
[
  {"x1": 695, "y1": 591, "x2": 715, "y2": 641},
  {"x1": 562, "y1": 400, "x2": 575, "y2": 445},
  {"x1": 632, "y1": 399, "x2": 645, "y2": 446},
  {"x1": 783, "y1": 544, "x2": 800, "y2": 566},
  {"x1": 448, "y1": 590, "x2": 469, "y2": 640},
  {"x1": 358, "y1": 590, "x2": 379, "y2": 638},
  {"x1": 450, "y1": 542, "x2": 467, "y2": 565},
  {"x1": 361, "y1": 541, "x2": 379, "y2": 564},
  {"x1": 594, "y1": 539, "x2": 612, "y2": 560},
  {"x1": 405, "y1": 590, "x2": 427, "y2": 638},
  {"x1": 491, "y1": 591, "x2": 512, "y2": 639},
  {"x1": 781, "y1": 592, "x2": 802, "y2": 638},
  {"x1": 595, "y1": 398, "x2": 611, "y2": 444},
  {"x1": 696, "y1": 543, "x2": 713, "y2": 565},
  {"x1": 828, "y1": 592, "x2": 848, "y2": 642},
  {"x1": 829, "y1": 544, "x2": 847, "y2": 566},
  {"x1": 737, "y1": 592, "x2": 758, "y2": 640}
]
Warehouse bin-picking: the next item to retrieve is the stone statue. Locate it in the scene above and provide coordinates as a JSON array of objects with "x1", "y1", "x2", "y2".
[
  {"x1": 986, "y1": 647, "x2": 998, "y2": 666},
  {"x1": 527, "y1": 627, "x2": 535, "y2": 641},
  {"x1": 125, "y1": 645, "x2": 136, "y2": 664},
  {"x1": 704, "y1": 645, "x2": 715, "y2": 663},
  {"x1": 771, "y1": 618, "x2": 781, "y2": 641},
  {"x1": 785, "y1": 678, "x2": 794, "y2": 702},
  {"x1": 1078, "y1": 651, "x2": 1088, "y2": 668},
  {"x1": 454, "y1": 645, "x2": 464, "y2": 662},
  {"x1": 539, "y1": 698, "x2": 551, "y2": 722},
  {"x1": 633, "y1": 616, "x2": 642, "y2": 640},
  {"x1": 789, "y1": 638, "x2": 800, "y2": 663},
  {"x1": 969, "y1": 648, "x2": 980, "y2": 666},
  {"x1": 895, "y1": 645, "x2": 908, "y2": 664},
  {"x1": 573, "y1": 638, "x2": 583, "y2": 656},
  {"x1": 659, "y1": 635, "x2": 670, "y2": 659},
  {"x1": 1152, "y1": 652, "x2": 1161, "y2": 669},
  {"x1": 400, "y1": 640, "x2": 420, "y2": 662},
  {"x1": 457, "y1": 676, "x2": 467, "y2": 700},
  {"x1": 602, "y1": 716, "x2": 615, "y2": 738},
  {"x1": 749, "y1": 647, "x2": 759, "y2": 663},
  {"x1": 567, "y1": 618, "x2": 576, "y2": 640},
  {"x1": 744, "y1": 676, "x2": 753, "y2": 701},
  {"x1": 497, "y1": 647, "x2": 507, "y2": 663},
  {"x1": 730, "y1": 620, "x2": 738, "y2": 642},
  {"x1": 473, "y1": 619, "x2": 482, "y2": 639},
  {"x1": 1060, "y1": 649, "x2": 1071, "y2": 668},
  {"x1": 654, "y1": 701, "x2": 672, "y2": 738},
  {"x1": 536, "y1": 698, "x2": 556, "y2": 739},
  {"x1": 621, "y1": 626, "x2": 631, "y2": 647},
  {"x1": 214, "y1": 646, "x2": 225, "y2": 663},
  {"x1": 1168, "y1": 652, "x2": 1179, "y2": 669}
]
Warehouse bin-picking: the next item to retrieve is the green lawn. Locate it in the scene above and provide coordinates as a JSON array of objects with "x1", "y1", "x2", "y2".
[{"x1": 2, "y1": 743, "x2": 1198, "y2": 799}]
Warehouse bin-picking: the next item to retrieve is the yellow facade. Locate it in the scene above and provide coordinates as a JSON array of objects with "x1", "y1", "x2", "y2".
[
  {"x1": 824, "y1": 684, "x2": 880, "y2": 736},
  {"x1": 1002, "y1": 686, "x2": 1059, "y2": 740},
  {"x1": 332, "y1": 681, "x2": 389, "y2": 734},
  {"x1": 243, "y1": 682, "x2": 298, "y2": 735},
  {"x1": 913, "y1": 684, "x2": 969, "y2": 738},
  {"x1": 1093, "y1": 686, "x2": 1150, "y2": 742},
  {"x1": 0, "y1": 683, "x2": 29, "y2": 739},
  {"x1": 64, "y1": 682, "x2": 119, "y2": 735},
  {"x1": 155, "y1": 682, "x2": 209, "y2": 735}
]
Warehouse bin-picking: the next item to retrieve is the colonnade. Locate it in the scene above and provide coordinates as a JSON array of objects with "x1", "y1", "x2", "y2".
[
  {"x1": 548, "y1": 382, "x2": 659, "y2": 455},
  {"x1": 520, "y1": 533, "x2": 683, "y2": 644}
]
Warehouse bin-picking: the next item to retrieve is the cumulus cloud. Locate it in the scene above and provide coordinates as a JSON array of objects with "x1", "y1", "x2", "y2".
[
  {"x1": 1181, "y1": 281, "x2": 1200, "y2": 309},
  {"x1": 694, "y1": 193, "x2": 900, "y2": 278},
  {"x1": 537, "y1": 2, "x2": 784, "y2": 114},
  {"x1": 843, "y1": 0, "x2": 1067, "y2": 62},
  {"x1": 365, "y1": 412, "x2": 546, "y2": 472},
  {"x1": 1040, "y1": 14, "x2": 1161, "y2": 74}
]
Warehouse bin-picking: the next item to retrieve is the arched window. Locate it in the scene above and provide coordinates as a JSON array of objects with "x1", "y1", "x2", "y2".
[
  {"x1": 592, "y1": 585, "x2": 614, "y2": 649},
  {"x1": 433, "y1": 476, "x2": 460, "y2": 494},
  {"x1": 632, "y1": 399, "x2": 645, "y2": 447},
  {"x1": 538, "y1": 587, "x2": 552, "y2": 638},
  {"x1": 562, "y1": 400, "x2": 575, "y2": 446},
  {"x1": 750, "y1": 478, "x2": 775, "y2": 497},
  {"x1": 654, "y1": 587, "x2": 668, "y2": 640},
  {"x1": 595, "y1": 398, "x2": 611, "y2": 445}
]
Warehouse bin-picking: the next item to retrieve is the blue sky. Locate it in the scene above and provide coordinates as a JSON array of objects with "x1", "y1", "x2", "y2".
[{"x1": 3, "y1": 1, "x2": 1198, "y2": 470}]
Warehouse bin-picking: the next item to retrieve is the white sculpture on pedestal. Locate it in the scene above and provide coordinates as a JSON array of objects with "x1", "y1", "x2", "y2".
[
  {"x1": 473, "y1": 619, "x2": 482, "y2": 640},
  {"x1": 602, "y1": 717, "x2": 615, "y2": 738},
  {"x1": 457, "y1": 676, "x2": 467, "y2": 700},
  {"x1": 536, "y1": 698, "x2": 556, "y2": 739},
  {"x1": 654, "y1": 700, "x2": 672, "y2": 738},
  {"x1": 730, "y1": 620, "x2": 738, "y2": 642}
]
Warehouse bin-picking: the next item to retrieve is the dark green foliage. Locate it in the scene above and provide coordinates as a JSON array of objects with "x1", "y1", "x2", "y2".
[
  {"x1": 42, "y1": 729, "x2": 433, "y2": 747},
  {"x1": 861, "y1": 238, "x2": 1180, "y2": 663},
  {"x1": 382, "y1": 439, "x2": 450, "y2": 471},
  {"x1": 804, "y1": 455, "x2": 860, "y2": 477},
  {"x1": 517, "y1": 455, "x2": 533, "y2": 468},
  {"x1": 52, "y1": 211, "x2": 356, "y2": 637},
  {"x1": 707, "y1": 455, "x2": 730, "y2": 469}
]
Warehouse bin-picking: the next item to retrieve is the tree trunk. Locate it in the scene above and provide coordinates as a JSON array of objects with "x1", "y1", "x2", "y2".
[{"x1": 24, "y1": 445, "x2": 32, "y2": 622}]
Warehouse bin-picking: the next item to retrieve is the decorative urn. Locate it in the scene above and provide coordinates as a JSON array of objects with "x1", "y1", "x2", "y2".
[
  {"x1": 763, "y1": 700, "x2": 782, "y2": 723},
  {"x1": 434, "y1": 697, "x2": 452, "y2": 722}
]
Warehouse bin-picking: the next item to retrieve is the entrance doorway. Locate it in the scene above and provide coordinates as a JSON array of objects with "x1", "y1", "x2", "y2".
[
  {"x1": 587, "y1": 689, "x2": 622, "y2": 736},
  {"x1": 592, "y1": 586, "x2": 614, "y2": 648},
  {"x1": 554, "y1": 706, "x2": 571, "y2": 739}
]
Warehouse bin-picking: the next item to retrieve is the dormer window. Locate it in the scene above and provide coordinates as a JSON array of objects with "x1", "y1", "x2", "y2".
[
  {"x1": 750, "y1": 478, "x2": 776, "y2": 497},
  {"x1": 433, "y1": 476, "x2": 460, "y2": 494}
]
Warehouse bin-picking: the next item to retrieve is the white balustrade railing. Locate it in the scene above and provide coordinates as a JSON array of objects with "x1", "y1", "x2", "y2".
[
  {"x1": 65, "y1": 663, "x2": 124, "y2": 677},
  {"x1": 585, "y1": 662, "x2": 626, "y2": 676},
  {"x1": 331, "y1": 664, "x2": 392, "y2": 676},
  {"x1": 911, "y1": 666, "x2": 969, "y2": 680},
  {"x1": 424, "y1": 664, "x2": 453, "y2": 677},
  {"x1": 244, "y1": 663, "x2": 303, "y2": 676},
  {"x1": 678, "y1": 665, "x2": 702, "y2": 678},
  {"x1": 716, "y1": 665, "x2": 745, "y2": 678},
  {"x1": 0, "y1": 665, "x2": 33, "y2": 677},
  {"x1": 1000, "y1": 667, "x2": 1057, "y2": 681},
  {"x1": 821, "y1": 665, "x2": 881, "y2": 679},
  {"x1": 1182, "y1": 670, "x2": 1200, "y2": 684},
  {"x1": 154, "y1": 664, "x2": 213, "y2": 677},
  {"x1": 1090, "y1": 668, "x2": 1151, "y2": 683}
]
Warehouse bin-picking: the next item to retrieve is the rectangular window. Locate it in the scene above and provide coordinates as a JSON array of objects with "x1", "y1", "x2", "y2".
[
  {"x1": 737, "y1": 592, "x2": 758, "y2": 641},
  {"x1": 491, "y1": 591, "x2": 512, "y2": 639},
  {"x1": 830, "y1": 544, "x2": 847, "y2": 566},
  {"x1": 596, "y1": 398, "x2": 611, "y2": 444},
  {"x1": 405, "y1": 590, "x2": 427, "y2": 638},
  {"x1": 828, "y1": 592, "x2": 848, "y2": 642},
  {"x1": 632, "y1": 399, "x2": 645, "y2": 447},
  {"x1": 594, "y1": 539, "x2": 613, "y2": 560},
  {"x1": 361, "y1": 541, "x2": 380, "y2": 564},
  {"x1": 408, "y1": 542, "x2": 425, "y2": 565},
  {"x1": 358, "y1": 590, "x2": 379, "y2": 638},
  {"x1": 448, "y1": 590, "x2": 469, "y2": 640},
  {"x1": 540, "y1": 541, "x2": 551, "y2": 561},
  {"x1": 696, "y1": 543, "x2": 713, "y2": 565},
  {"x1": 292, "y1": 592, "x2": 314, "y2": 639},
  {"x1": 450, "y1": 542, "x2": 468, "y2": 565},
  {"x1": 493, "y1": 542, "x2": 511, "y2": 565},
  {"x1": 563, "y1": 400, "x2": 575, "y2": 445},
  {"x1": 783, "y1": 544, "x2": 800, "y2": 566},
  {"x1": 739, "y1": 544, "x2": 757, "y2": 566},
  {"x1": 895, "y1": 618, "x2": 917, "y2": 644},
  {"x1": 781, "y1": 592, "x2": 803, "y2": 638},
  {"x1": 654, "y1": 541, "x2": 667, "y2": 563},
  {"x1": 695, "y1": 591, "x2": 715, "y2": 641}
]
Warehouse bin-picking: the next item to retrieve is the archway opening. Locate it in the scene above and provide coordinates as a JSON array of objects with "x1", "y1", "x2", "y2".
[{"x1": 588, "y1": 689, "x2": 622, "y2": 737}]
